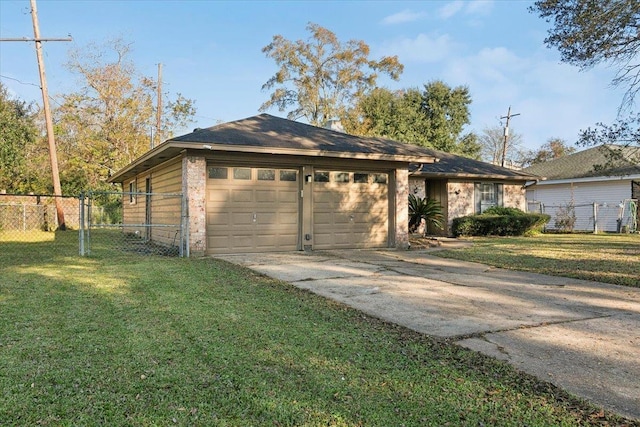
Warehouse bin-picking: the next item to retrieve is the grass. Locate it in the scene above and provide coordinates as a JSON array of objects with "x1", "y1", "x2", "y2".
[
  {"x1": 1, "y1": 231, "x2": 637, "y2": 426},
  {"x1": 433, "y1": 233, "x2": 640, "y2": 288}
]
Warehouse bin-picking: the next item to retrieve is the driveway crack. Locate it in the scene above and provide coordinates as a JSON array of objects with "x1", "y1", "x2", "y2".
[{"x1": 449, "y1": 313, "x2": 612, "y2": 341}]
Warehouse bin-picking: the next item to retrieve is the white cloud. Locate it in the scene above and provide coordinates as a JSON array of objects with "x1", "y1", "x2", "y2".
[
  {"x1": 435, "y1": 46, "x2": 624, "y2": 147},
  {"x1": 438, "y1": 0, "x2": 494, "y2": 21},
  {"x1": 381, "y1": 9, "x2": 427, "y2": 25},
  {"x1": 465, "y1": 0, "x2": 495, "y2": 16},
  {"x1": 438, "y1": 1, "x2": 465, "y2": 19},
  {"x1": 379, "y1": 33, "x2": 460, "y2": 63}
]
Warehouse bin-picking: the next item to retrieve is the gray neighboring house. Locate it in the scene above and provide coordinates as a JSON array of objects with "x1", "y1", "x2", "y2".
[
  {"x1": 523, "y1": 145, "x2": 640, "y2": 232},
  {"x1": 109, "y1": 114, "x2": 437, "y2": 255},
  {"x1": 409, "y1": 151, "x2": 539, "y2": 235}
]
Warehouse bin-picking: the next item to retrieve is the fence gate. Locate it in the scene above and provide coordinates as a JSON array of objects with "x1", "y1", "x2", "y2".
[{"x1": 79, "y1": 191, "x2": 188, "y2": 257}]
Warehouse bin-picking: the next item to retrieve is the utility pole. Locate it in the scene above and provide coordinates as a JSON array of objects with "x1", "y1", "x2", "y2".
[
  {"x1": 155, "y1": 63, "x2": 162, "y2": 148},
  {"x1": 500, "y1": 106, "x2": 521, "y2": 168},
  {"x1": 1, "y1": 0, "x2": 72, "y2": 230}
]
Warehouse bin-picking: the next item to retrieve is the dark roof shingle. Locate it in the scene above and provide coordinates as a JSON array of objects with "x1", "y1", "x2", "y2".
[
  {"x1": 170, "y1": 113, "x2": 436, "y2": 159},
  {"x1": 411, "y1": 149, "x2": 538, "y2": 181}
]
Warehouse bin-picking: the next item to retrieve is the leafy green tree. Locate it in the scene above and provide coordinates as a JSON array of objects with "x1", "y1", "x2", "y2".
[
  {"x1": 260, "y1": 23, "x2": 403, "y2": 126},
  {"x1": 421, "y1": 80, "x2": 477, "y2": 154},
  {"x1": 531, "y1": 0, "x2": 640, "y2": 110},
  {"x1": 54, "y1": 39, "x2": 196, "y2": 191},
  {"x1": 343, "y1": 82, "x2": 480, "y2": 157},
  {"x1": 0, "y1": 83, "x2": 47, "y2": 193},
  {"x1": 343, "y1": 88, "x2": 428, "y2": 144}
]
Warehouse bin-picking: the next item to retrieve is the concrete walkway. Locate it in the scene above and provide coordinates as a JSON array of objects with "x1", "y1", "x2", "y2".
[{"x1": 215, "y1": 248, "x2": 640, "y2": 421}]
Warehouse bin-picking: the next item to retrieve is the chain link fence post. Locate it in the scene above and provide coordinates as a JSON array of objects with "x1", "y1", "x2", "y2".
[{"x1": 79, "y1": 192, "x2": 85, "y2": 256}]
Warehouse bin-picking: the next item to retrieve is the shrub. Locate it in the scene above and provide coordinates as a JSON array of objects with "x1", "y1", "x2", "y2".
[
  {"x1": 482, "y1": 206, "x2": 525, "y2": 216},
  {"x1": 452, "y1": 208, "x2": 549, "y2": 237},
  {"x1": 554, "y1": 202, "x2": 577, "y2": 232}
]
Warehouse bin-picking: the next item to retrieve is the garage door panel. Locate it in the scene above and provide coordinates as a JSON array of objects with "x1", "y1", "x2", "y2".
[
  {"x1": 231, "y1": 212, "x2": 256, "y2": 226},
  {"x1": 279, "y1": 190, "x2": 298, "y2": 203},
  {"x1": 255, "y1": 212, "x2": 276, "y2": 223},
  {"x1": 207, "y1": 234, "x2": 256, "y2": 249},
  {"x1": 206, "y1": 166, "x2": 299, "y2": 254},
  {"x1": 314, "y1": 212, "x2": 332, "y2": 225},
  {"x1": 208, "y1": 189, "x2": 230, "y2": 202},
  {"x1": 232, "y1": 189, "x2": 253, "y2": 202},
  {"x1": 256, "y1": 190, "x2": 276, "y2": 202},
  {"x1": 207, "y1": 211, "x2": 230, "y2": 226},
  {"x1": 229, "y1": 235, "x2": 255, "y2": 249},
  {"x1": 313, "y1": 233, "x2": 333, "y2": 246},
  {"x1": 333, "y1": 213, "x2": 353, "y2": 224},
  {"x1": 314, "y1": 189, "x2": 335, "y2": 203},
  {"x1": 279, "y1": 212, "x2": 299, "y2": 224},
  {"x1": 313, "y1": 171, "x2": 388, "y2": 250},
  {"x1": 255, "y1": 234, "x2": 297, "y2": 249}
]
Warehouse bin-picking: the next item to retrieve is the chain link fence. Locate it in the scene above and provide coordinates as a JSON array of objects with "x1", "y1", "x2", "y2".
[
  {"x1": 0, "y1": 192, "x2": 188, "y2": 257},
  {"x1": 79, "y1": 191, "x2": 188, "y2": 257},
  {"x1": 0, "y1": 194, "x2": 80, "y2": 255},
  {"x1": 527, "y1": 199, "x2": 638, "y2": 233}
]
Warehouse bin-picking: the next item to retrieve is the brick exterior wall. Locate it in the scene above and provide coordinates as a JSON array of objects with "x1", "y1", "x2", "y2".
[
  {"x1": 447, "y1": 181, "x2": 476, "y2": 224},
  {"x1": 182, "y1": 154, "x2": 207, "y2": 256},
  {"x1": 395, "y1": 169, "x2": 409, "y2": 249},
  {"x1": 408, "y1": 177, "x2": 426, "y2": 199},
  {"x1": 504, "y1": 183, "x2": 526, "y2": 211}
]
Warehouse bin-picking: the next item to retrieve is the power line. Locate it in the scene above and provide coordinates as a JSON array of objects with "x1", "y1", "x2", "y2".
[
  {"x1": 0, "y1": 74, "x2": 41, "y2": 88},
  {"x1": 0, "y1": 0, "x2": 72, "y2": 230}
]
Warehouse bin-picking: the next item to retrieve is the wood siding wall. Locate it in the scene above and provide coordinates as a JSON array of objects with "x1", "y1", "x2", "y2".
[
  {"x1": 122, "y1": 157, "x2": 183, "y2": 246},
  {"x1": 527, "y1": 180, "x2": 634, "y2": 232}
]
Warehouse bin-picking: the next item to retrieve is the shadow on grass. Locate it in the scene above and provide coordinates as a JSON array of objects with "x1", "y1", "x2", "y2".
[
  {"x1": 1, "y1": 240, "x2": 635, "y2": 425},
  {"x1": 436, "y1": 234, "x2": 640, "y2": 288}
]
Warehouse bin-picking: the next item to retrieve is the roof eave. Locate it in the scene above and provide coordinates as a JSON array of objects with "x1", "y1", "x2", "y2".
[
  {"x1": 529, "y1": 173, "x2": 640, "y2": 186},
  {"x1": 189, "y1": 142, "x2": 436, "y2": 163},
  {"x1": 109, "y1": 141, "x2": 437, "y2": 183},
  {"x1": 410, "y1": 171, "x2": 536, "y2": 181}
]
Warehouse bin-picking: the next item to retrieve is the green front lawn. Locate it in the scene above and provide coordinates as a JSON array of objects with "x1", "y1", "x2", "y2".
[
  {"x1": 434, "y1": 233, "x2": 640, "y2": 288},
  {"x1": 0, "y1": 232, "x2": 633, "y2": 425}
]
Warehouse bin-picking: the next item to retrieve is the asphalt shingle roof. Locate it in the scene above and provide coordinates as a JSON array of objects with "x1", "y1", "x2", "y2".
[
  {"x1": 169, "y1": 113, "x2": 437, "y2": 159},
  {"x1": 522, "y1": 145, "x2": 640, "y2": 180},
  {"x1": 411, "y1": 149, "x2": 538, "y2": 181}
]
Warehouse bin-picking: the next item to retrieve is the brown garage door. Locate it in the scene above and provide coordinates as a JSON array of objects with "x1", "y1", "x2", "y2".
[
  {"x1": 206, "y1": 166, "x2": 299, "y2": 254},
  {"x1": 313, "y1": 170, "x2": 388, "y2": 249}
]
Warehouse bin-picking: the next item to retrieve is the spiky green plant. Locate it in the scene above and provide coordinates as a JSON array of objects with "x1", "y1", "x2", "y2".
[{"x1": 409, "y1": 194, "x2": 444, "y2": 234}]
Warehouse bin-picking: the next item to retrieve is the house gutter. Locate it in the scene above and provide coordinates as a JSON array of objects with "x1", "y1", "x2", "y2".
[
  {"x1": 530, "y1": 174, "x2": 640, "y2": 186},
  {"x1": 109, "y1": 141, "x2": 437, "y2": 183},
  {"x1": 411, "y1": 172, "x2": 536, "y2": 181}
]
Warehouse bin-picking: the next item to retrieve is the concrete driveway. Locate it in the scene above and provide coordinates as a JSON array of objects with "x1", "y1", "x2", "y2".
[{"x1": 215, "y1": 248, "x2": 640, "y2": 421}]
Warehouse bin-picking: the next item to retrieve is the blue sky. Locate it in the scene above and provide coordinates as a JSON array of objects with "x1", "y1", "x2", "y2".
[{"x1": 0, "y1": 0, "x2": 626, "y2": 151}]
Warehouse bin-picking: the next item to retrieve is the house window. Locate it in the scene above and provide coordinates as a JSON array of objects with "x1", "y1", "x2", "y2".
[
  {"x1": 481, "y1": 183, "x2": 495, "y2": 204},
  {"x1": 233, "y1": 168, "x2": 251, "y2": 180},
  {"x1": 314, "y1": 171, "x2": 330, "y2": 182},
  {"x1": 354, "y1": 173, "x2": 369, "y2": 183},
  {"x1": 257, "y1": 169, "x2": 275, "y2": 181},
  {"x1": 208, "y1": 167, "x2": 228, "y2": 179},
  {"x1": 372, "y1": 173, "x2": 387, "y2": 184},
  {"x1": 280, "y1": 170, "x2": 298, "y2": 182},
  {"x1": 128, "y1": 181, "x2": 136, "y2": 204},
  {"x1": 334, "y1": 172, "x2": 349, "y2": 183},
  {"x1": 475, "y1": 182, "x2": 504, "y2": 213}
]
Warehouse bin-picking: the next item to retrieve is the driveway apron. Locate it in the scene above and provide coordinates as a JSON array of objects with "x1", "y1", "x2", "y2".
[{"x1": 215, "y1": 249, "x2": 640, "y2": 421}]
